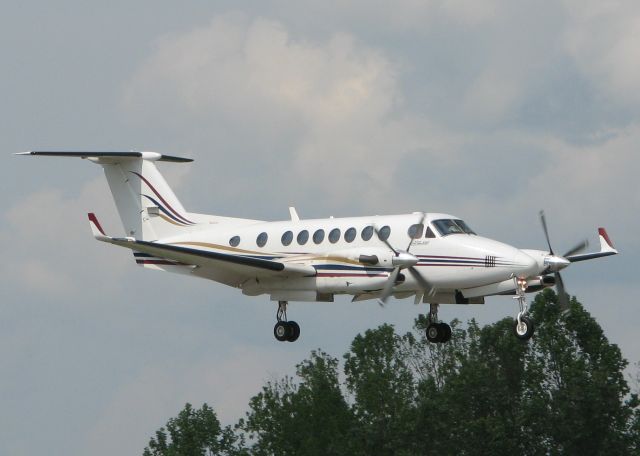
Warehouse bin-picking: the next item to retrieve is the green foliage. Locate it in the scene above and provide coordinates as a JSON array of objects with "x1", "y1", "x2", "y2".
[
  {"x1": 239, "y1": 350, "x2": 355, "y2": 456},
  {"x1": 143, "y1": 403, "x2": 238, "y2": 456},
  {"x1": 145, "y1": 290, "x2": 640, "y2": 455}
]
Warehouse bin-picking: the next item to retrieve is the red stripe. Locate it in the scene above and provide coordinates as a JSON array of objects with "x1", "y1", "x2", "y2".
[
  {"x1": 88, "y1": 212, "x2": 105, "y2": 235},
  {"x1": 316, "y1": 273, "x2": 388, "y2": 277},
  {"x1": 130, "y1": 171, "x2": 194, "y2": 224}
]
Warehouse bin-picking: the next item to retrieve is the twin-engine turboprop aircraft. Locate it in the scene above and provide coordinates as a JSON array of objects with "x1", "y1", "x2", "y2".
[{"x1": 17, "y1": 151, "x2": 618, "y2": 343}]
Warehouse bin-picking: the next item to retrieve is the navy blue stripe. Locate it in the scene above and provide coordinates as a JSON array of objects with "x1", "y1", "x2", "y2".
[
  {"x1": 314, "y1": 264, "x2": 393, "y2": 272},
  {"x1": 134, "y1": 241, "x2": 285, "y2": 271},
  {"x1": 143, "y1": 195, "x2": 188, "y2": 225}
]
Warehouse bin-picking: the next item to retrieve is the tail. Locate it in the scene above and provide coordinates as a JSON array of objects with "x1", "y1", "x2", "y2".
[{"x1": 17, "y1": 151, "x2": 196, "y2": 240}]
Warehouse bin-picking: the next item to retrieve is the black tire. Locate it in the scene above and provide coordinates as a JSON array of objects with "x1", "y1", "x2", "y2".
[
  {"x1": 274, "y1": 321, "x2": 289, "y2": 342},
  {"x1": 426, "y1": 323, "x2": 441, "y2": 343},
  {"x1": 287, "y1": 321, "x2": 300, "y2": 342},
  {"x1": 439, "y1": 323, "x2": 452, "y2": 343},
  {"x1": 513, "y1": 315, "x2": 535, "y2": 341}
]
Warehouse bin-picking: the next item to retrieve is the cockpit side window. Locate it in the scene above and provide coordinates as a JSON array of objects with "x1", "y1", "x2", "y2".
[{"x1": 425, "y1": 226, "x2": 436, "y2": 238}]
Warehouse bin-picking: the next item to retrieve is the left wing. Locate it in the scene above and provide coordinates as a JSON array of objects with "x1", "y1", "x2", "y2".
[{"x1": 88, "y1": 213, "x2": 316, "y2": 278}]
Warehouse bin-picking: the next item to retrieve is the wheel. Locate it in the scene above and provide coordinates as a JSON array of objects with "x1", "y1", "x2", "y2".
[
  {"x1": 426, "y1": 323, "x2": 441, "y2": 343},
  {"x1": 287, "y1": 321, "x2": 300, "y2": 342},
  {"x1": 439, "y1": 323, "x2": 452, "y2": 343},
  {"x1": 513, "y1": 315, "x2": 535, "y2": 341},
  {"x1": 274, "y1": 321, "x2": 289, "y2": 342}
]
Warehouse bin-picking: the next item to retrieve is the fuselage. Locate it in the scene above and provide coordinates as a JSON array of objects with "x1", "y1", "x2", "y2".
[{"x1": 159, "y1": 212, "x2": 540, "y2": 301}]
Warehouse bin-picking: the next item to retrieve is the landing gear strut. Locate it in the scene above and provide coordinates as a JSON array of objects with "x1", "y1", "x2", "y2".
[
  {"x1": 513, "y1": 277, "x2": 535, "y2": 341},
  {"x1": 425, "y1": 303, "x2": 452, "y2": 343},
  {"x1": 273, "y1": 301, "x2": 300, "y2": 342}
]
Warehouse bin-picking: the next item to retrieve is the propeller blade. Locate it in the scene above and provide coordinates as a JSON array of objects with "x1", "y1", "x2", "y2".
[
  {"x1": 377, "y1": 267, "x2": 400, "y2": 307},
  {"x1": 539, "y1": 210, "x2": 554, "y2": 255},
  {"x1": 563, "y1": 239, "x2": 589, "y2": 258},
  {"x1": 555, "y1": 271, "x2": 570, "y2": 311},
  {"x1": 406, "y1": 212, "x2": 427, "y2": 252},
  {"x1": 374, "y1": 226, "x2": 399, "y2": 255},
  {"x1": 407, "y1": 266, "x2": 432, "y2": 294}
]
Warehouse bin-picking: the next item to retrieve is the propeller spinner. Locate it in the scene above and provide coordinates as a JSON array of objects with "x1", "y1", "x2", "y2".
[{"x1": 375, "y1": 213, "x2": 433, "y2": 306}]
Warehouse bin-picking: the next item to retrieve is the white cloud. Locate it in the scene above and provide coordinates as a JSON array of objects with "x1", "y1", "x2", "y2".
[
  {"x1": 563, "y1": 0, "x2": 640, "y2": 105},
  {"x1": 2, "y1": 176, "x2": 127, "y2": 299},
  {"x1": 123, "y1": 14, "x2": 458, "y2": 211}
]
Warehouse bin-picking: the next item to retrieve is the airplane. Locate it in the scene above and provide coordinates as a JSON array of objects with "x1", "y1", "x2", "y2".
[{"x1": 17, "y1": 151, "x2": 619, "y2": 343}]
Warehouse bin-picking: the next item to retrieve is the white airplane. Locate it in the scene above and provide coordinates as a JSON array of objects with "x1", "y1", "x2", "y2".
[{"x1": 17, "y1": 151, "x2": 619, "y2": 343}]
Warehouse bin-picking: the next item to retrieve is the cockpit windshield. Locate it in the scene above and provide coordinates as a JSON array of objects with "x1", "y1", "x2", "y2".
[{"x1": 432, "y1": 219, "x2": 476, "y2": 236}]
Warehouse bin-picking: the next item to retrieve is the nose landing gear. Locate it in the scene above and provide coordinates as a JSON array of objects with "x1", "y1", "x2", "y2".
[
  {"x1": 273, "y1": 301, "x2": 300, "y2": 342},
  {"x1": 513, "y1": 277, "x2": 535, "y2": 341},
  {"x1": 425, "y1": 303, "x2": 452, "y2": 343}
]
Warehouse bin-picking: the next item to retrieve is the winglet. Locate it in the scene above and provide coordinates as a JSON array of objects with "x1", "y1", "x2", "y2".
[
  {"x1": 598, "y1": 228, "x2": 618, "y2": 253},
  {"x1": 88, "y1": 213, "x2": 109, "y2": 241}
]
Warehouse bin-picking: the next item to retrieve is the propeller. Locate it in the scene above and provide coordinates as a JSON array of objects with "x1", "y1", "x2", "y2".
[
  {"x1": 539, "y1": 211, "x2": 588, "y2": 311},
  {"x1": 376, "y1": 213, "x2": 433, "y2": 306}
]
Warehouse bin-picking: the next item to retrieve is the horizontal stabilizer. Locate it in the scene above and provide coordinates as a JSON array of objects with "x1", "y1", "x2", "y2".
[{"x1": 16, "y1": 151, "x2": 192, "y2": 163}]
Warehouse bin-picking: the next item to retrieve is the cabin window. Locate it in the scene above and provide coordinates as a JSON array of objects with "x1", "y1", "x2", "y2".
[
  {"x1": 281, "y1": 230, "x2": 293, "y2": 246},
  {"x1": 345, "y1": 227, "x2": 356, "y2": 243},
  {"x1": 408, "y1": 223, "x2": 424, "y2": 239},
  {"x1": 256, "y1": 232, "x2": 268, "y2": 247},
  {"x1": 425, "y1": 226, "x2": 436, "y2": 238},
  {"x1": 229, "y1": 236, "x2": 240, "y2": 247},
  {"x1": 378, "y1": 225, "x2": 391, "y2": 241},
  {"x1": 361, "y1": 226, "x2": 374, "y2": 241},
  {"x1": 313, "y1": 229, "x2": 325, "y2": 244},
  {"x1": 297, "y1": 230, "x2": 309, "y2": 245},
  {"x1": 329, "y1": 228, "x2": 341, "y2": 244}
]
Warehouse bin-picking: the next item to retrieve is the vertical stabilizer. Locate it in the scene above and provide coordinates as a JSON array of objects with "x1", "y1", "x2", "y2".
[{"x1": 100, "y1": 155, "x2": 195, "y2": 240}]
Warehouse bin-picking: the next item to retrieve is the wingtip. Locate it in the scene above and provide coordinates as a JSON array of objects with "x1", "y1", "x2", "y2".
[
  {"x1": 14, "y1": 151, "x2": 32, "y2": 155},
  {"x1": 88, "y1": 212, "x2": 107, "y2": 237},
  {"x1": 598, "y1": 227, "x2": 617, "y2": 253}
]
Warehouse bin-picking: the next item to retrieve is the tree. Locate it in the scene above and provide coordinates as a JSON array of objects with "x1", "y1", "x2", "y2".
[
  {"x1": 144, "y1": 290, "x2": 640, "y2": 455},
  {"x1": 143, "y1": 403, "x2": 238, "y2": 456},
  {"x1": 343, "y1": 324, "x2": 417, "y2": 455},
  {"x1": 240, "y1": 350, "x2": 355, "y2": 456},
  {"x1": 526, "y1": 289, "x2": 638, "y2": 454}
]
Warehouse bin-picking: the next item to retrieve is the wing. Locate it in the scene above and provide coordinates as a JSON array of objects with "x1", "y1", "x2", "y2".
[{"x1": 88, "y1": 213, "x2": 316, "y2": 280}]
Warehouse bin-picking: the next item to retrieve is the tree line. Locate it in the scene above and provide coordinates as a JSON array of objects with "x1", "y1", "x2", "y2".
[{"x1": 143, "y1": 290, "x2": 640, "y2": 455}]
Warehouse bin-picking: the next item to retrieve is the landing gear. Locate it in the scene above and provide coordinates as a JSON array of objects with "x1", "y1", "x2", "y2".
[
  {"x1": 425, "y1": 303, "x2": 452, "y2": 343},
  {"x1": 513, "y1": 276, "x2": 535, "y2": 341},
  {"x1": 273, "y1": 301, "x2": 300, "y2": 342}
]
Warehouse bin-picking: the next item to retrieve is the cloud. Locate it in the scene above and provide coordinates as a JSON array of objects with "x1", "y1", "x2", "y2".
[
  {"x1": 563, "y1": 0, "x2": 640, "y2": 106},
  {"x1": 1, "y1": 176, "x2": 126, "y2": 299},
  {"x1": 122, "y1": 14, "x2": 457, "y2": 213}
]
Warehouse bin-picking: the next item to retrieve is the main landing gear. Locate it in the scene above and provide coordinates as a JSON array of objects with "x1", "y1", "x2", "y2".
[
  {"x1": 513, "y1": 277, "x2": 535, "y2": 341},
  {"x1": 426, "y1": 303, "x2": 452, "y2": 343},
  {"x1": 273, "y1": 301, "x2": 300, "y2": 342}
]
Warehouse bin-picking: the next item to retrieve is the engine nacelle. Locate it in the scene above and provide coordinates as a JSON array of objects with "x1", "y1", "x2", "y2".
[{"x1": 326, "y1": 247, "x2": 396, "y2": 268}]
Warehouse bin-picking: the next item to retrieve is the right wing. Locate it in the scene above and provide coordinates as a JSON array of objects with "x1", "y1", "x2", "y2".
[{"x1": 566, "y1": 228, "x2": 619, "y2": 263}]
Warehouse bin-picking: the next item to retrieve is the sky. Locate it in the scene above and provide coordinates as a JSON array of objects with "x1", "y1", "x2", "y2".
[{"x1": 2, "y1": 1, "x2": 639, "y2": 454}]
